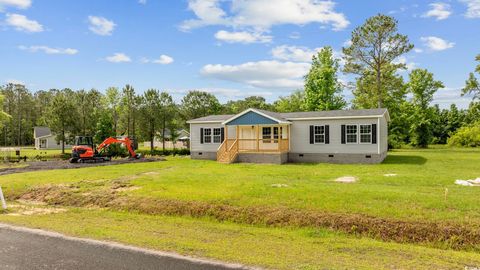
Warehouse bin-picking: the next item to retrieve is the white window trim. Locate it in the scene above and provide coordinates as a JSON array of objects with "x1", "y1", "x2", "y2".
[
  {"x1": 203, "y1": 127, "x2": 222, "y2": 144},
  {"x1": 345, "y1": 124, "x2": 358, "y2": 144},
  {"x1": 359, "y1": 124, "x2": 372, "y2": 144},
  {"x1": 203, "y1": 128, "x2": 212, "y2": 144},
  {"x1": 313, "y1": 125, "x2": 326, "y2": 145},
  {"x1": 213, "y1": 127, "x2": 222, "y2": 144}
]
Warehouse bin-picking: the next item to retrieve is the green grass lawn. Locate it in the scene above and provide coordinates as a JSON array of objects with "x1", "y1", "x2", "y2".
[{"x1": 0, "y1": 146, "x2": 479, "y2": 269}]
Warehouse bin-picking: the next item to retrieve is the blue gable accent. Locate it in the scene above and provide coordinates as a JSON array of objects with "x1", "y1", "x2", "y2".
[{"x1": 226, "y1": 111, "x2": 279, "y2": 125}]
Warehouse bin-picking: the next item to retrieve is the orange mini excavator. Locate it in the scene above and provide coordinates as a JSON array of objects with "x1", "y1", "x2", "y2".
[{"x1": 69, "y1": 136, "x2": 140, "y2": 163}]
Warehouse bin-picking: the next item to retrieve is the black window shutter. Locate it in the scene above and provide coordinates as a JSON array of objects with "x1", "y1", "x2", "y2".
[
  {"x1": 341, "y1": 125, "x2": 346, "y2": 144},
  {"x1": 309, "y1": 125, "x2": 314, "y2": 144},
  {"x1": 372, "y1": 124, "x2": 377, "y2": 144},
  {"x1": 200, "y1": 128, "x2": 204, "y2": 144},
  {"x1": 325, "y1": 125, "x2": 330, "y2": 144},
  {"x1": 221, "y1": 127, "x2": 225, "y2": 143}
]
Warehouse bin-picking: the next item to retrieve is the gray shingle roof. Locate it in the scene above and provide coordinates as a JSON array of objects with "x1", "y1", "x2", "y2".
[
  {"x1": 280, "y1": 108, "x2": 388, "y2": 119},
  {"x1": 33, "y1": 126, "x2": 52, "y2": 138},
  {"x1": 255, "y1": 109, "x2": 289, "y2": 122},
  {"x1": 187, "y1": 108, "x2": 388, "y2": 123},
  {"x1": 187, "y1": 114, "x2": 234, "y2": 123}
]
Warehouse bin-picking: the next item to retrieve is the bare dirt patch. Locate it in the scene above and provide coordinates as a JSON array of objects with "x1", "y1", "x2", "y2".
[
  {"x1": 14, "y1": 183, "x2": 480, "y2": 251},
  {"x1": 6, "y1": 202, "x2": 66, "y2": 216},
  {"x1": 335, "y1": 176, "x2": 357, "y2": 183},
  {"x1": 0, "y1": 157, "x2": 164, "y2": 176}
]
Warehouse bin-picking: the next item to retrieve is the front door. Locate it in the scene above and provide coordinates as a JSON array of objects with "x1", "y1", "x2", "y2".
[{"x1": 239, "y1": 126, "x2": 256, "y2": 151}]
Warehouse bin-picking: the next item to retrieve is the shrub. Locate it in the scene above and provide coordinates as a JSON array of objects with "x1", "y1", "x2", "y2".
[
  {"x1": 136, "y1": 148, "x2": 190, "y2": 157},
  {"x1": 447, "y1": 123, "x2": 480, "y2": 147},
  {"x1": 100, "y1": 144, "x2": 129, "y2": 157}
]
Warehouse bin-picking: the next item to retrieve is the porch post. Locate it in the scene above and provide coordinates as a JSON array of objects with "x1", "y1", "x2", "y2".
[
  {"x1": 287, "y1": 125, "x2": 290, "y2": 151},
  {"x1": 278, "y1": 125, "x2": 281, "y2": 151},
  {"x1": 225, "y1": 125, "x2": 228, "y2": 149},
  {"x1": 236, "y1": 126, "x2": 239, "y2": 151},
  {"x1": 256, "y1": 125, "x2": 260, "y2": 151}
]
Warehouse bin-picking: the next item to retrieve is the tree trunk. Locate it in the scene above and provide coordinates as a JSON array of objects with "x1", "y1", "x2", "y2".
[
  {"x1": 113, "y1": 111, "x2": 117, "y2": 135},
  {"x1": 162, "y1": 117, "x2": 166, "y2": 151},
  {"x1": 150, "y1": 122, "x2": 154, "y2": 151},
  {"x1": 61, "y1": 128, "x2": 65, "y2": 154},
  {"x1": 376, "y1": 65, "x2": 383, "y2": 108}
]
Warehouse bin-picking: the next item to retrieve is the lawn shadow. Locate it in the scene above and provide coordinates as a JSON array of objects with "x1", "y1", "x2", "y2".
[{"x1": 383, "y1": 155, "x2": 427, "y2": 165}]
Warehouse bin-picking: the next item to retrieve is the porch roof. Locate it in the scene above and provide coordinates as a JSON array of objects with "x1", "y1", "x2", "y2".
[{"x1": 222, "y1": 109, "x2": 291, "y2": 126}]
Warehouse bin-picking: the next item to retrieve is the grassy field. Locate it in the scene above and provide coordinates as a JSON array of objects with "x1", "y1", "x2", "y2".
[
  {"x1": 0, "y1": 147, "x2": 70, "y2": 160},
  {"x1": 0, "y1": 147, "x2": 479, "y2": 269}
]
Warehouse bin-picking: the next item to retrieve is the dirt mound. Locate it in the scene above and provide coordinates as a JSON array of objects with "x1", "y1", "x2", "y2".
[
  {"x1": 0, "y1": 157, "x2": 164, "y2": 176},
  {"x1": 15, "y1": 183, "x2": 480, "y2": 251}
]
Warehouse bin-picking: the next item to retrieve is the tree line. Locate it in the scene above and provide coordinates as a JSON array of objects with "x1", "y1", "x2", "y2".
[{"x1": 0, "y1": 14, "x2": 479, "y2": 151}]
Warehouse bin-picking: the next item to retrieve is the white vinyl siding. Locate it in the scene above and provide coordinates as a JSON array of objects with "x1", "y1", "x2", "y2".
[
  {"x1": 289, "y1": 118, "x2": 382, "y2": 154},
  {"x1": 190, "y1": 123, "x2": 234, "y2": 152}
]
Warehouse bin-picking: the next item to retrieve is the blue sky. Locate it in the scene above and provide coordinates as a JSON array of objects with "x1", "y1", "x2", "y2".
[{"x1": 0, "y1": 0, "x2": 479, "y2": 108}]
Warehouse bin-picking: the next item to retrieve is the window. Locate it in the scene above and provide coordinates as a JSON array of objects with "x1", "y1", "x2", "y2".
[
  {"x1": 273, "y1": 127, "x2": 279, "y2": 143},
  {"x1": 213, "y1": 128, "x2": 222, "y2": 143},
  {"x1": 203, "y1": 128, "x2": 212, "y2": 143},
  {"x1": 262, "y1": 127, "x2": 272, "y2": 143},
  {"x1": 360, "y1": 125, "x2": 372, "y2": 143},
  {"x1": 314, "y1": 125, "x2": 325, "y2": 144},
  {"x1": 346, "y1": 125, "x2": 358, "y2": 144}
]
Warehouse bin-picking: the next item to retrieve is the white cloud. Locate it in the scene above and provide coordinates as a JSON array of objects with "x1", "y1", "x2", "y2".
[
  {"x1": 414, "y1": 48, "x2": 423, "y2": 53},
  {"x1": 289, "y1": 32, "x2": 301, "y2": 39},
  {"x1": 214, "y1": 30, "x2": 272, "y2": 44},
  {"x1": 152, "y1": 55, "x2": 174, "y2": 64},
  {"x1": 421, "y1": 36, "x2": 455, "y2": 51},
  {"x1": 5, "y1": 13, "x2": 43, "y2": 32},
  {"x1": 181, "y1": 0, "x2": 349, "y2": 32},
  {"x1": 460, "y1": 0, "x2": 480, "y2": 18},
  {"x1": 422, "y1": 2, "x2": 451, "y2": 20},
  {"x1": 0, "y1": 0, "x2": 30, "y2": 10},
  {"x1": 393, "y1": 56, "x2": 418, "y2": 71},
  {"x1": 201, "y1": 60, "x2": 310, "y2": 89},
  {"x1": 174, "y1": 87, "x2": 273, "y2": 99},
  {"x1": 343, "y1": 39, "x2": 352, "y2": 47},
  {"x1": 271, "y1": 45, "x2": 321, "y2": 62},
  {"x1": 180, "y1": 0, "x2": 228, "y2": 31},
  {"x1": 88, "y1": 16, "x2": 116, "y2": 36},
  {"x1": 141, "y1": 55, "x2": 174, "y2": 64},
  {"x1": 6, "y1": 79, "x2": 24, "y2": 85},
  {"x1": 138, "y1": 0, "x2": 147, "y2": 4},
  {"x1": 18, "y1": 45, "x2": 78, "y2": 55},
  {"x1": 271, "y1": 45, "x2": 343, "y2": 64},
  {"x1": 433, "y1": 87, "x2": 472, "y2": 109},
  {"x1": 105, "y1": 53, "x2": 131, "y2": 63}
]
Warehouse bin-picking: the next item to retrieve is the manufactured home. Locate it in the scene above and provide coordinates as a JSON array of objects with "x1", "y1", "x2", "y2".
[
  {"x1": 33, "y1": 126, "x2": 72, "y2": 150},
  {"x1": 187, "y1": 108, "x2": 389, "y2": 164}
]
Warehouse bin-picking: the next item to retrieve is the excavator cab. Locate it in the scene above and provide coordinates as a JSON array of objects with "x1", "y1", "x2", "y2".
[
  {"x1": 70, "y1": 136, "x2": 98, "y2": 163},
  {"x1": 74, "y1": 136, "x2": 94, "y2": 147}
]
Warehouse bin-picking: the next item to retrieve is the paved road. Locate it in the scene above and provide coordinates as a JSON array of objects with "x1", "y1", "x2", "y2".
[{"x1": 0, "y1": 224, "x2": 252, "y2": 270}]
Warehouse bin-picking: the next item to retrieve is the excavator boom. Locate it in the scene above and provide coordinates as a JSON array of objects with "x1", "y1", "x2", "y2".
[{"x1": 97, "y1": 137, "x2": 139, "y2": 158}]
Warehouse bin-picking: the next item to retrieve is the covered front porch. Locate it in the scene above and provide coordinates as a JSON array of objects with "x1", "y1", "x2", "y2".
[{"x1": 216, "y1": 109, "x2": 291, "y2": 163}]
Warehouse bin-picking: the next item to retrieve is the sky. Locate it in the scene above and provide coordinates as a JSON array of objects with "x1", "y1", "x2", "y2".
[{"x1": 0, "y1": 0, "x2": 479, "y2": 108}]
